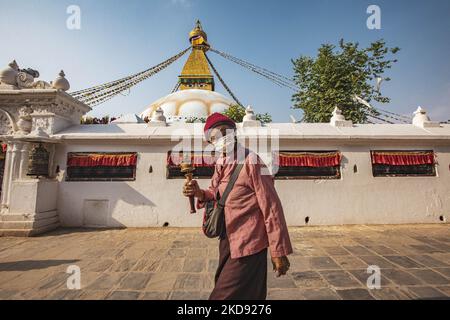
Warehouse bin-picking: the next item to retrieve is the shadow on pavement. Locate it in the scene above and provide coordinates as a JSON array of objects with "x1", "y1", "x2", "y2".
[{"x1": 0, "y1": 259, "x2": 80, "y2": 271}]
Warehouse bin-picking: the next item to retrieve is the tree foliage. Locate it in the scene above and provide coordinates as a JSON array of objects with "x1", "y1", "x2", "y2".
[{"x1": 292, "y1": 39, "x2": 400, "y2": 123}]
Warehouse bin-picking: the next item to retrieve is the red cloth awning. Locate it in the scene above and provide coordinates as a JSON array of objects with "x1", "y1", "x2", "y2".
[
  {"x1": 277, "y1": 152, "x2": 341, "y2": 167},
  {"x1": 167, "y1": 152, "x2": 217, "y2": 168},
  {"x1": 67, "y1": 153, "x2": 137, "y2": 167},
  {"x1": 371, "y1": 151, "x2": 435, "y2": 166}
]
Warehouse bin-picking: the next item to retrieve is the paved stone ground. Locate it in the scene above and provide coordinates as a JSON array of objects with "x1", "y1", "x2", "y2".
[{"x1": 1, "y1": 225, "x2": 450, "y2": 300}]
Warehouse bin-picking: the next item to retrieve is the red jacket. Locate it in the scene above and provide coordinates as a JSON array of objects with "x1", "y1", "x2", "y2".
[{"x1": 198, "y1": 146, "x2": 293, "y2": 259}]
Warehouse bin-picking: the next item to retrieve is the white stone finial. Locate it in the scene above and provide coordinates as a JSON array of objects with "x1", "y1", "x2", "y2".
[
  {"x1": 52, "y1": 70, "x2": 70, "y2": 91},
  {"x1": 0, "y1": 60, "x2": 19, "y2": 87},
  {"x1": 243, "y1": 105, "x2": 256, "y2": 121},
  {"x1": 242, "y1": 105, "x2": 261, "y2": 127},
  {"x1": 412, "y1": 106, "x2": 440, "y2": 128},
  {"x1": 148, "y1": 107, "x2": 167, "y2": 126},
  {"x1": 330, "y1": 107, "x2": 353, "y2": 127},
  {"x1": 152, "y1": 107, "x2": 166, "y2": 121},
  {"x1": 331, "y1": 107, "x2": 345, "y2": 121}
]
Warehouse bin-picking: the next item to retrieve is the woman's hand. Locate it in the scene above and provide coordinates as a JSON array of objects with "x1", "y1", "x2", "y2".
[
  {"x1": 271, "y1": 256, "x2": 290, "y2": 277},
  {"x1": 182, "y1": 179, "x2": 204, "y2": 200}
]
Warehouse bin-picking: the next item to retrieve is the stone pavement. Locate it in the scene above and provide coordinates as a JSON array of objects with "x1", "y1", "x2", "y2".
[{"x1": 1, "y1": 224, "x2": 450, "y2": 300}]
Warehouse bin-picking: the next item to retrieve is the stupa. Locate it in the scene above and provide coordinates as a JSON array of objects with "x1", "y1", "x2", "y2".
[{"x1": 140, "y1": 21, "x2": 233, "y2": 122}]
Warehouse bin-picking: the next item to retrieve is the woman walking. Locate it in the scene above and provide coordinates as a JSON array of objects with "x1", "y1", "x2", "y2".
[{"x1": 183, "y1": 113, "x2": 292, "y2": 300}]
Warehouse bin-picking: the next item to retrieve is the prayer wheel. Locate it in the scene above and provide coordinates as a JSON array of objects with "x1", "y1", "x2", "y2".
[{"x1": 27, "y1": 143, "x2": 49, "y2": 177}]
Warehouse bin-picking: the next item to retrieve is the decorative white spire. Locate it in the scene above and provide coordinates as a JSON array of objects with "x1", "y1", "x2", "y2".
[
  {"x1": 412, "y1": 106, "x2": 440, "y2": 128},
  {"x1": 243, "y1": 105, "x2": 256, "y2": 121},
  {"x1": 148, "y1": 107, "x2": 167, "y2": 126},
  {"x1": 330, "y1": 107, "x2": 353, "y2": 127},
  {"x1": 242, "y1": 105, "x2": 261, "y2": 127}
]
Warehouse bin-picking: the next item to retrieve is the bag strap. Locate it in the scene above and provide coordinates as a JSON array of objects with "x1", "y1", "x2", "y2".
[{"x1": 217, "y1": 156, "x2": 247, "y2": 208}]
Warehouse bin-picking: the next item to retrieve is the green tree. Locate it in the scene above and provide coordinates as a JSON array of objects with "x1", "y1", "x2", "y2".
[{"x1": 292, "y1": 39, "x2": 400, "y2": 123}]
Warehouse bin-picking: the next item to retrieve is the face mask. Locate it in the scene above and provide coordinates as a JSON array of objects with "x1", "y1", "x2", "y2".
[{"x1": 212, "y1": 133, "x2": 235, "y2": 153}]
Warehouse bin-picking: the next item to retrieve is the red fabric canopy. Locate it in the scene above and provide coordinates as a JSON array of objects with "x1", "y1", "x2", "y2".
[
  {"x1": 371, "y1": 151, "x2": 435, "y2": 166},
  {"x1": 277, "y1": 152, "x2": 341, "y2": 167},
  {"x1": 167, "y1": 152, "x2": 217, "y2": 168},
  {"x1": 169, "y1": 151, "x2": 342, "y2": 168},
  {"x1": 67, "y1": 153, "x2": 137, "y2": 167}
]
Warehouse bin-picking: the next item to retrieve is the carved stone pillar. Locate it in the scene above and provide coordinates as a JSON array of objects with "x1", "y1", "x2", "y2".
[
  {"x1": 18, "y1": 142, "x2": 31, "y2": 179},
  {"x1": 10, "y1": 142, "x2": 22, "y2": 181},
  {"x1": 0, "y1": 142, "x2": 12, "y2": 211},
  {"x1": 0, "y1": 141, "x2": 22, "y2": 212}
]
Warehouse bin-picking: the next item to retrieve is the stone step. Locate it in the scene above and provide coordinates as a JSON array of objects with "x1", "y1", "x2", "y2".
[
  {"x1": 0, "y1": 221, "x2": 60, "y2": 237},
  {"x1": 0, "y1": 229, "x2": 33, "y2": 237},
  {"x1": 0, "y1": 215, "x2": 59, "y2": 230}
]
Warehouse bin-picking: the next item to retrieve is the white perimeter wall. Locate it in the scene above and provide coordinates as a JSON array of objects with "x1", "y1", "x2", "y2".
[{"x1": 54, "y1": 139, "x2": 450, "y2": 228}]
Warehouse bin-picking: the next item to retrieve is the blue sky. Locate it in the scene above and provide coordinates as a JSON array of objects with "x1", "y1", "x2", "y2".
[{"x1": 1, "y1": 0, "x2": 449, "y2": 122}]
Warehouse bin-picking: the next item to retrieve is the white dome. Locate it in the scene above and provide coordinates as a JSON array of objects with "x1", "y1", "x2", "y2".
[{"x1": 140, "y1": 89, "x2": 233, "y2": 122}]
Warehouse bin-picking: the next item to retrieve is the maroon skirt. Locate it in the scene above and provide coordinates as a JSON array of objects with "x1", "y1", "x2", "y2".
[{"x1": 209, "y1": 235, "x2": 268, "y2": 300}]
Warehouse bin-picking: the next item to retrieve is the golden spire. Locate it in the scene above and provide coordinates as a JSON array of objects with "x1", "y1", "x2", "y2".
[
  {"x1": 189, "y1": 20, "x2": 209, "y2": 49},
  {"x1": 179, "y1": 20, "x2": 214, "y2": 91}
]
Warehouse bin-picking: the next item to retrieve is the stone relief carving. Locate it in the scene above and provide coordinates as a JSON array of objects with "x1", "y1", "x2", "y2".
[
  {"x1": 0, "y1": 108, "x2": 17, "y2": 135},
  {"x1": 34, "y1": 102, "x2": 85, "y2": 123},
  {"x1": 32, "y1": 103, "x2": 71, "y2": 120},
  {"x1": 0, "y1": 103, "x2": 53, "y2": 137},
  {"x1": 31, "y1": 117, "x2": 53, "y2": 136},
  {"x1": 15, "y1": 71, "x2": 35, "y2": 88},
  {"x1": 0, "y1": 97, "x2": 88, "y2": 136},
  {"x1": 16, "y1": 70, "x2": 52, "y2": 90},
  {"x1": 16, "y1": 105, "x2": 33, "y2": 134}
]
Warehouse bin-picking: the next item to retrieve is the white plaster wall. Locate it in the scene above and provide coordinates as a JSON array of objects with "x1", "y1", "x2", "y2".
[
  {"x1": 276, "y1": 140, "x2": 450, "y2": 226},
  {"x1": 54, "y1": 139, "x2": 450, "y2": 228},
  {"x1": 55, "y1": 142, "x2": 203, "y2": 228}
]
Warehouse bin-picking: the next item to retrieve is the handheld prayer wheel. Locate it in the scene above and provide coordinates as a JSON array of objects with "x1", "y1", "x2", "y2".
[{"x1": 180, "y1": 160, "x2": 196, "y2": 214}]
